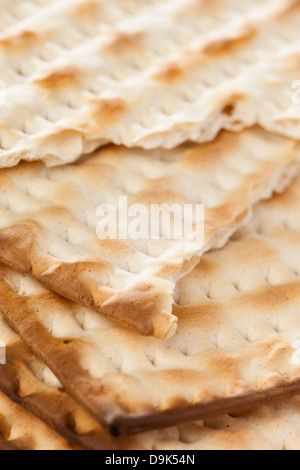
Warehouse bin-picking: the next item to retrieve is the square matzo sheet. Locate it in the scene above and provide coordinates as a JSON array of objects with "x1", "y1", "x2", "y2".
[
  {"x1": 2, "y1": 175, "x2": 300, "y2": 435},
  {"x1": 0, "y1": 389, "x2": 75, "y2": 450},
  {"x1": 1, "y1": 306, "x2": 300, "y2": 450},
  {"x1": 0, "y1": 128, "x2": 299, "y2": 339},
  {"x1": 0, "y1": 309, "x2": 120, "y2": 450},
  {"x1": 0, "y1": 0, "x2": 299, "y2": 166}
]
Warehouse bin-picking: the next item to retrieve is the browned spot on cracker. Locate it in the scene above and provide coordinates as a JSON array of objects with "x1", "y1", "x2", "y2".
[
  {"x1": 0, "y1": 30, "x2": 41, "y2": 50},
  {"x1": 275, "y1": 0, "x2": 300, "y2": 20},
  {"x1": 0, "y1": 174, "x2": 12, "y2": 192},
  {"x1": 34, "y1": 67, "x2": 80, "y2": 90},
  {"x1": 37, "y1": 130, "x2": 84, "y2": 161},
  {"x1": 265, "y1": 173, "x2": 300, "y2": 209},
  {"x1": 222, "y1": 104, "x2": 235, "y2": 116},
  {"x1": 131, "y1": 177, "x2": 182, "y2": 205},
  {"x1": 241, "y1": 283, "x2": 300, "y2": 312},
  {"x1": 153, "y1": 63, "x2": 185, "y2": 84},
  {"x1": 91, "y1": 98, "x2": 127, "y2": 126},
  {"x1": 69, "y1": 0, "x2": 100, "y2": 21},
  {"x1": 38, "y1": 260, "x2": 113, "y2": 307},
  {"x1": 203, "y1": 29, "x2": 256, "y2": 57},
  {"x1": 104, "y1": 31, "x2": 143, "y2": 55},
  {"x1": 182, "y1": 130, "x2": 237, "y2": 168},
  {"x1": 101, "y1": 280, "x2": 172, "y2": 336},
  {"x1": 0, "y1": 222, "x2": 40, "y2": 274},
  {"x1": 219, "y1": 93, "x2": 246, "y2": 118}
]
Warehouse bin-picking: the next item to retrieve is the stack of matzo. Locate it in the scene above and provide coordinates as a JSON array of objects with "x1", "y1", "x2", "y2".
[{"x1": 0, "y1": 0, "x2": 300, "y2": 450}]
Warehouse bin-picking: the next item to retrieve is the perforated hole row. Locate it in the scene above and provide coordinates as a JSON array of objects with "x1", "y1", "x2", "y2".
[
  {"x1": 0, "y1": 0, "x2": 298, "y2": 160},
  {"x1": 0, "y1": 125, "x2": 294, "y2": 292},
  {"x1": 2, "y1": 170, "x2": 300, "y2": 440}
]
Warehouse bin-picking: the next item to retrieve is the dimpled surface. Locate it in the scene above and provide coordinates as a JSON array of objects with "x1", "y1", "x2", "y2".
[
  {"x1": 2, "y1": 176, "x2": 300, "y2": 434},
  {"x1": 0, "y1": 0, "x2": 299, "y2": 166},
  {"x1": 1, "y1": 304, "x2": 300, "y2": 450},
  {"x1": 0, "y1": 128, "x2": 299, "y2": 338}
]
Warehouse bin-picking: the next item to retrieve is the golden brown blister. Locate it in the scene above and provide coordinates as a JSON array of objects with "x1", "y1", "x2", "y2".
[
  {"x1": 0, "y1": 128, "x2": 299, "y2": 339},
  {"x1": 0, "y1": 0, "x2": 299, "y2": 166}
]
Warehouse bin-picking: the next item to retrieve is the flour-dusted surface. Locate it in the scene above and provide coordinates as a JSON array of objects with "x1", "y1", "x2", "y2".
[
  {"x1": 0, "y1": 0, "x2": 299, "y2": 166},
  {"x1": 3, "y1": 176, "x2": 300, "y2": 434},
  {"x1": 0, "y1": 128, "x2": 299, "y2": 338}
]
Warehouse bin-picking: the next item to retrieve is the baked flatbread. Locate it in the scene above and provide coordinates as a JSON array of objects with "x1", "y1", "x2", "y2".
[
  {"x1": 0, "y1": 390, "x2": 75, "y2": 450},
  {"x1": 0, "y1": 0, "x2": 299, "y2": 166},
  {"x1": 135, "y1": 397, "x2": 300, "y2": 450},
  {"x1": 1, "y1": 309, "x2": 300, "y2": 450},
  {"x1": 0, "y1": 128, "x2": 298, "y2": 338},
  {"x1": 0, "y1": 331, "x2": 121, "y2": 450},
  {"x1": 2, "y1": 174, "x2": 300, "y2": 435}
]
